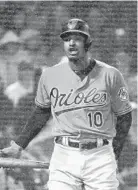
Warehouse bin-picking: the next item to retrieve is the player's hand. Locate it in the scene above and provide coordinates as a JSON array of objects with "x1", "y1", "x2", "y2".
[{"x1": 0, "y1": 140, "x2": 23, "y2": 159}]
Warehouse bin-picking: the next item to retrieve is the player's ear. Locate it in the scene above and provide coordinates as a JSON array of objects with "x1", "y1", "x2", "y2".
[{"x1": 84, "y1": 41, "x2": 92, "y2": 51}]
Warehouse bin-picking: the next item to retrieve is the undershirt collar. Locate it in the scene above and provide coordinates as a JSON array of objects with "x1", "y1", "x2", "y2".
[{"x1": 73, "y1": 59, "x2": 96, "y2": 76}]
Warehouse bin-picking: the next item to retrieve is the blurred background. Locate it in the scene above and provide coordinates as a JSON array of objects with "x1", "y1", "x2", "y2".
[{"x1": 0, "y1": 1, "x2": 137, "y2": 190}]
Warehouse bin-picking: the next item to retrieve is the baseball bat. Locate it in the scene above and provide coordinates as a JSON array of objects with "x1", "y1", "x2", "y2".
[{"x1": 0, "y1": 158, "x2": 49, "y2": 169}]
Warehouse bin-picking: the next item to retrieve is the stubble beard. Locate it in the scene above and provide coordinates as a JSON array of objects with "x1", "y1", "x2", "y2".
[{"x1": 68, "y1": 57, "x2": 81, "y2": 67}]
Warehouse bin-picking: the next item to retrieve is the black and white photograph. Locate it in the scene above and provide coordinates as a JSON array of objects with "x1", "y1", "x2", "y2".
[{"x1": 0, "y1": 1, "x2": 137, "y2": 190}]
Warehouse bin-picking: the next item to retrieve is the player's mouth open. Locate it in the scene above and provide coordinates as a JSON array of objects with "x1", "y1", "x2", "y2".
[{"x1": 69, "y1": 48, "x2": 78, "y2": 55}]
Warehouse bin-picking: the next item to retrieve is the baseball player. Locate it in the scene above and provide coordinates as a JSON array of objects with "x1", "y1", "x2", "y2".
[{"x1": 0, "y1": 18, "x2": 132, "y2": 190}]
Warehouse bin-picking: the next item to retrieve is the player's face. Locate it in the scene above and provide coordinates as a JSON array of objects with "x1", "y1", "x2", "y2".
[{"x1": 63, "y1": 34, "x2": 86, "y2": 61}]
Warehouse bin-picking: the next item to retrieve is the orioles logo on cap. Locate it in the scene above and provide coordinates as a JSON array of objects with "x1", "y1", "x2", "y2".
[{"x1": 68, "y1": 20, "x2": 78, "y2": 30}]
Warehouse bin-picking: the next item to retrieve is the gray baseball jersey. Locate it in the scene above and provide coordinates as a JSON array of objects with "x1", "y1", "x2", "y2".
[{"x1": 35, "y1": 59, "x2": 132, "y2": 140}]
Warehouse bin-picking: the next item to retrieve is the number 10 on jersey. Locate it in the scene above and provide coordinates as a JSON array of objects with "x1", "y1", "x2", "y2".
[{"x1": 87, "y1": 111, "x2": 103, "y2": 128}]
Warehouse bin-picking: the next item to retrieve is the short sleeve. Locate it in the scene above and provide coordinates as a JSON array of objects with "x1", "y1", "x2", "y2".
[
  {"x1": 35, "y1": 70, "x2": 51, "y2": 108},
  {"x1": 110, "y1": 69, "x2": 132, "y2": 116}
]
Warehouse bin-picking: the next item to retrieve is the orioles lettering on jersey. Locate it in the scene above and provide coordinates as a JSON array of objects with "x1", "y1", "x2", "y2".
[{"x1": 50, "y1": 87, "x2": 107, "y2": 116}]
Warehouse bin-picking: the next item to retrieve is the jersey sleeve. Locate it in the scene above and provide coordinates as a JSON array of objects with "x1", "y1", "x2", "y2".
[
  {"x1": 35, "y1": 69, "x2": 51, "y2": 108},
  {"x1": 110, "y1": 69, "x2": 132, "y2": 116}
]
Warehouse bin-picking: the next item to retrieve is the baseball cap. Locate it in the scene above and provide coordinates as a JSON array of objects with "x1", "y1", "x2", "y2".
[{"x1": 60, "y1": 18, "x2": 91, "y2": 43}]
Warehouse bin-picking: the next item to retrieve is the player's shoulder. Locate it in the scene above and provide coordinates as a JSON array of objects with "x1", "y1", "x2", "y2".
[{"x1": 95, "y1": 59, "x2": 122, "y2": 76}]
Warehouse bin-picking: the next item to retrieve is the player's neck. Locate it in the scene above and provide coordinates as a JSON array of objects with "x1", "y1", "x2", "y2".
[{"x1": 69, "y1": 55, "x2": 90, "y2": 72}]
